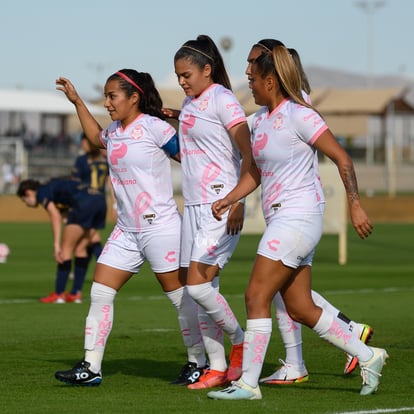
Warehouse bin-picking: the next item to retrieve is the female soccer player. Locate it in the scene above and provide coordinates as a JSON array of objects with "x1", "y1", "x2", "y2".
[
  {"x1": 53, "y1": 69, "x2": 188, "y2": 385},
  {"x1": 172, "y1": 35, "x2": 252, "y2": 389},
  {"x1": 208, "y1": 43, "x2": 388, "y2": 400},
  {"x1": 17, "y1": 177, "x2": 107, "y2": 303},
  {"x1": 246, "y1": 39, "x2": 374, "y2": 384},
  {"x1": 63, "y1": 134, "x2": 109, "y2": 303}
]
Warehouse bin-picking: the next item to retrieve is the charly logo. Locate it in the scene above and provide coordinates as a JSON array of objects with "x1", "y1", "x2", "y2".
[
  {"x1": 164, "y1": 251, "x2": 177, "y2": 263},
  {"x1": 267, "y1": 239, "x2": 280, "y2": 251}
]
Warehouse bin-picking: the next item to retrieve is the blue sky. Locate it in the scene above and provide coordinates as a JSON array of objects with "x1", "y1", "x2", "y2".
[{"x1": 1, "y1": 0, "x2": 412, "y2": 99}]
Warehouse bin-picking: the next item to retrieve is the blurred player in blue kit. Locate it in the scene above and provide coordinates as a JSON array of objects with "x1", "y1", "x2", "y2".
[
  {"x1": 67, "y1": 134, "x2": 110, "y2": 302},
  {"x1": 17, "y1": 177, "x2": 107, "y2": 303}
]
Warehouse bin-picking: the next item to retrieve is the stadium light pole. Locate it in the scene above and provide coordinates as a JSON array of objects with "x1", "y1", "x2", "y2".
[
  {"x1": 354, "y1": 0, "x2": 386, "y2": 87},
  {"x1": 220, "y1": 36, "x2": 234, "y2": 79}
]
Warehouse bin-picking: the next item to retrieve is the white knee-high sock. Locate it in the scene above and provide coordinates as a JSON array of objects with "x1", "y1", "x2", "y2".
[
  {"x1": 198, "y1": 307, "x2": 226, "y2": 371},
  {"x1": 241, "y1": 318, "x2": 272, "y2": 388},
  {"x1": 165, "y1": 286, "x2": 206, "y2": 368},
  {"x1": 198, "y1": 275, "x2": 226, "y2": 371},
  {"x1": 187, "y1": 282, "x2": 244, "y2": 345},
  {"x1": 84, "y1": 282, "x2": 117, "y2": 373},
  {"x1": 311, "y1": 291, "x2": 360, "y2": 337},
  {"x1": 312, "y1": 309, "x2": 373, "y2": 362},
  {"x1": 274, "y1": 292, "x2": 303, "y2": 366}
]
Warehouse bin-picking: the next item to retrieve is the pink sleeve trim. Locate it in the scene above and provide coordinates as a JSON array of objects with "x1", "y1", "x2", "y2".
[
  {"x1": 309, "y1": 125, "x2": 328, "y2": 145},
  {"x1": 226, "y1": 116, "x2": 247, "y2": 130}
]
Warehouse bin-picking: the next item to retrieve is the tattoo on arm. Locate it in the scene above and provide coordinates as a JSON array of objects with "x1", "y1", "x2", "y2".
[{"x1": 343, "y1": 165, "x2": 360, "y2": 203}]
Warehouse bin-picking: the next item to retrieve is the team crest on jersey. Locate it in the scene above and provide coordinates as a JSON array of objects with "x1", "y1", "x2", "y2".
[
  {"x1": 198, "y1": 96, "x2": 210, "y2": 111},
  {"x1": 143, "y1": 213, "x2": 156, "y2": 224},
  {"x1": 273, "y1": 113, "x2": 284, "y2": 130},
  {"x1": 210, "y1": 184, "x2": 224, "y2": 194},
  {"x1": 131, "y1": 125, "x2": 144, "y2": 140}
]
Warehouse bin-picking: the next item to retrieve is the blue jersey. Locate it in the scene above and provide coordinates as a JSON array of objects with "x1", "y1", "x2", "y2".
[
  {"x1": 72, "y1": 153, "x2": 108, "y2": 194},
  {"x1": 37, "y1": 178, "x2": 106, "y2": 229}
]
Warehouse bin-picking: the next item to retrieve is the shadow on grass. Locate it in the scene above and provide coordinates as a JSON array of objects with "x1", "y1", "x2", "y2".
[{"x1": 52, "y1": 358, "x2": 197, "y2": 382}]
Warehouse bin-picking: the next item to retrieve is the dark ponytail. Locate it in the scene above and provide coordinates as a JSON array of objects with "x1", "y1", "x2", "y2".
[{"x1": 174, "y1": 34, "x2": 232, "y2": 90}]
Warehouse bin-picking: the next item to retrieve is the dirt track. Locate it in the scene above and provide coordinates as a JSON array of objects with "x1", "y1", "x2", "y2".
[{"x1": 1, "y1": 194, "x2": 414, "y2": 223}]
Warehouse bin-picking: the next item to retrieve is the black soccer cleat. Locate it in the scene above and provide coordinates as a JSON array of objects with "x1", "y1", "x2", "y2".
[
  {"x1": 171, "y1": 361, "x2": 207, "y2": 385},
  {"x1": 55, "y1": 360, "x2": 102, "y2": 386}
]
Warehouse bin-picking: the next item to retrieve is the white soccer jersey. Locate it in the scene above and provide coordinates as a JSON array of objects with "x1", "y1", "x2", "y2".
[
  {"x1": 251, "y1": 99, "x2": 328, "y2": 222},
  {"x1": 178, "y1": 83, "x2": 246, "y2": 205},
  {"x1": 247, "y1": 91, "x2": 325, "y2": 209},
  {"x1": 302, "y1": 92, "x2": 325, "y2": 207},
  {"x1": 100, "y1": 114, "x2": 180, "y2": 232}
]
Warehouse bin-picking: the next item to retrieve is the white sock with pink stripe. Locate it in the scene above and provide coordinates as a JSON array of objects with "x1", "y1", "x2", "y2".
[
  {"x1": 84, "y1": 282, "x2": 117, "y2": 373},
  {"x1": 187, "y1": 282, "x2": 244, "y2": 344},
  {"x1": 165, "y1": 286, "x2": 207, "y2": 367},
  {"x1": 312, "y1": 309, "x2": 373, "y2": 362},
  {"x1": 274, "y1": 293, "x2": 303, "y2": 366},
  {"x1": 240, "y1": 318, "x2": 272, "y2": 388}
]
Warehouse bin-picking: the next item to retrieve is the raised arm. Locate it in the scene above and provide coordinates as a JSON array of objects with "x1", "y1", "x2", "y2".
[{"x1": 56, "y1": 77, "x2": 103, "y2": 149}]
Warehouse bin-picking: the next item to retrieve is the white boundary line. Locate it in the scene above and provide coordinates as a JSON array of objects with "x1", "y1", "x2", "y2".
[
  {"x1": 331, "y1": 408, "x2": 414, "y2": 414},
  {"x1": 1, "y1": 286, "x2": 413, "y2": 305}
]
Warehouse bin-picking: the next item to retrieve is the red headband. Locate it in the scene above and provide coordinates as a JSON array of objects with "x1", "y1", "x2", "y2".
[{"x1": 116, "y1": 71, "x2": 144, "y2": 95}]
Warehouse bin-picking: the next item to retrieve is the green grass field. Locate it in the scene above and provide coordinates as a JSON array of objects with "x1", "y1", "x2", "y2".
[{"x1": 0, "y1": 222, "x2": 413, "y2": 414}]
